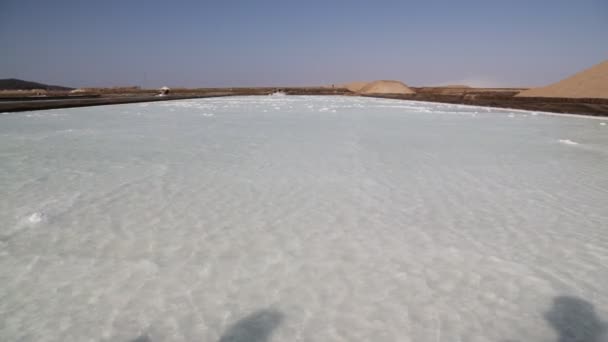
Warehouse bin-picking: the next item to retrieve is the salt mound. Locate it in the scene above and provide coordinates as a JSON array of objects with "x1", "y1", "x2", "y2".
[
  {"x1": 28, "y1": 212, "x2": 43, "y2": 223},
  {"x1": 517, "y1": 60, "x2": 608, "y2": 99},
  {"x1": 358, "y1": 80, "x2": 415, "y2": 95}
]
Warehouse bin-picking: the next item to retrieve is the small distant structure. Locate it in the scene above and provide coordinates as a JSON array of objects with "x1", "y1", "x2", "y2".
[
  {"x1": 270, "y1": 89, "x2": 286, "y2": 96},
  {"x1": 269, "y1": 88, "x2": 287, "y2": 96},
  {"x1": 32, "y1": 89, "x2": 47, "y2": 96},
  {"x1": 159, "y1": 86, "x2": 170, "y2": 96}
]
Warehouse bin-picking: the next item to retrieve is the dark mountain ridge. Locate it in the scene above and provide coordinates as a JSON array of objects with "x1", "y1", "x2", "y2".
[{"x1": 0, "y1": 78, "x2": 73, "y2": 91}]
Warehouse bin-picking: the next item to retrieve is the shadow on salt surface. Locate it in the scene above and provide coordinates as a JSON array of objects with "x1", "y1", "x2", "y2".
[
  {"x1": 129, "y1": 335, "x2": 151, "y2": 342},
  {"x1": 219, "y1": 309, "x2": 283, "y2": 342},
  {"x1": 127, "y1": 309, "x2": 283, "y2": 342},
  {"x1": 123, "y1": 298, "x2": 608, "y2": 342},
  {"x1": 545, "y1": 296, "x2": 607, "y2": 342}
]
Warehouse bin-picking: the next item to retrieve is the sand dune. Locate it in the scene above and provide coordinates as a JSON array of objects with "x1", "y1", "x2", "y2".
[
  {"x1": 517, "y1": 60, "x2": 608, "y2": 99},
  {"x1": 358, "y1": 80, "x2": 415, "y2": 95},
  {"x1": 342, "y1": 81, "x2": 369, "y2": 92}
]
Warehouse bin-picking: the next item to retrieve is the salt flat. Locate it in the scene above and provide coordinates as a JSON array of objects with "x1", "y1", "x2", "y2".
[{"x1": 1, "y1": 96, "x2": 607, "y2": 341}]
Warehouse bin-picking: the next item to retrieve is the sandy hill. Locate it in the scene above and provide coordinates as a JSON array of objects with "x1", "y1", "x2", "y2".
[
  {"x1": 517, "y1": 60, "x2": 608, "y2": 99},
  {"x1": 358, "y1": 80, "x2": 415, "y2": 95},
  {"x1": 342, "y1": 81, "x2": 369, "y2": 92},
  {"x1": 0, "y1": 78, "x2": 72, "y2": 91}
]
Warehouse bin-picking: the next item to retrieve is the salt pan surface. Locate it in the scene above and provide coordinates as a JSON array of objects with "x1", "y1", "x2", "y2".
[{"x1": 1, "y1": 96, "x2": 607, "y2": 341}]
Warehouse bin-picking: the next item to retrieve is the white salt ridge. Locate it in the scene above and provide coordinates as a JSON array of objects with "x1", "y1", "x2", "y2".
[
  {"x1": 559, "y1": 139, "x2": 579, "y2": 145},
  {"x1": 0, "y1": 96, "x2": 607, "y2": 342},
  {"x1": 27, "y1": 212, "x2": 44, "y2": 224}
]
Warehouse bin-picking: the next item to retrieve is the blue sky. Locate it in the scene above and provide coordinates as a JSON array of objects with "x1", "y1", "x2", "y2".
[{"x1": 1, "y1": 0, "x2": 606, "y2": 88}]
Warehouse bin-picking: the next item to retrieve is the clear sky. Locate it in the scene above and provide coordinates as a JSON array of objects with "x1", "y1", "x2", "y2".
[{"x1": 1, "y1": 0, "x2": 607, "y2": 88}]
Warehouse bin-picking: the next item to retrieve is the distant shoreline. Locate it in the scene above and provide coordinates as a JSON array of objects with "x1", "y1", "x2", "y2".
[{"x1": 2, "y1": 87, "x2": 608, "y2": 116}]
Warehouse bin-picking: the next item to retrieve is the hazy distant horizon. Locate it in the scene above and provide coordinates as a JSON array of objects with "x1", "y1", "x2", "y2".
[{"x1": 1, "y1": 0, "x2": 607, "y2": 88}]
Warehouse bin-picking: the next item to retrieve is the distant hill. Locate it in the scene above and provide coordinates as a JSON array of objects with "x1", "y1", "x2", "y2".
[{"x1": 0, "y1": 78, "x2": 73, "y2": 91}]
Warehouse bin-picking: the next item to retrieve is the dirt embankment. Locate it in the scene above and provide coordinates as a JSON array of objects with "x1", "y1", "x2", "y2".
[
  {"x1": 0, "y1": 87, "x2": 351, "y2": 112},
  {"x1": 413, "y1": 87, "x2": 525, "y2": 97},
  {"x1": 2, "y1": 84, "x2": 608, "y2": 116},
  {"x1": 365, "y1": 91, "x2": 608, "y2": 116}
]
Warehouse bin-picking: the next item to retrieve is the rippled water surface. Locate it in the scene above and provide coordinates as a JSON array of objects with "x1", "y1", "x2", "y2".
[{"x1": 1, "y1": 96, "x2": 607, "y2": 341}]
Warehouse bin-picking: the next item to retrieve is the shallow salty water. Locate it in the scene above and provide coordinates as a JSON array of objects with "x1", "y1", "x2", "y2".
[{"x1": 1, "y1": 96, "x2": 607, "y2": 342}]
